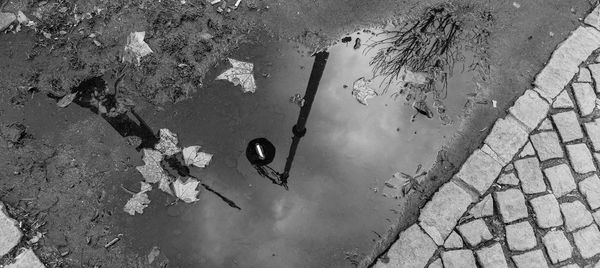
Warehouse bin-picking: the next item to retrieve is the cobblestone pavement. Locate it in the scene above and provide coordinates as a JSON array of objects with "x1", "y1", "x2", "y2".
[
  {"x1": 375, "y1": 5, "x2": 600, "y2": 268},
  {"x1": 0, "y1": 202, "x2": 45, "y2": 267}
]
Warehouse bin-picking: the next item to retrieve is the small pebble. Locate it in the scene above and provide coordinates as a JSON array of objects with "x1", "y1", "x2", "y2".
[{"x1": 513, "y1": 2, "x2": 520, "y2": 8}]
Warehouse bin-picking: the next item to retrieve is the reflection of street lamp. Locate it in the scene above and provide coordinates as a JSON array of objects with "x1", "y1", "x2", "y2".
[{"x1": 246, "y1": 51, "x2": 330, "y2": 190}]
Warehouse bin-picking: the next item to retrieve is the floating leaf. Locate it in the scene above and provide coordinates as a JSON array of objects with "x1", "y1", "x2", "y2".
[
  {"x1": 158, "y1": 175, "x2": 173, "y2": 195},
  {"x1": 216, "y1": 58, "x2": 257, "y2": 93},
  {"x1": 123, "y1": 182, "x2": 152, "y2": 215},
  {"x1": 183, "y1": 146, "x2": 213, "y2": 168},
  {"x1": 142, "y1": 149, "x2": 163, "y2": 165},
  {"x1": 122, "y1": 32, "x2": 153, "y2": 66},
  {"x1": 154, "y1": 128, "x2": 181, "y2": 156},
  {"x1": 57, "y1": 93, "x2": 77, "y2": 108},
  {"x1": 351, "y1": 77, "x2": 377, "y2": 105},
  {"x1": 136, "y1": 149, "x2": 170, "y2": 184},
  {"x1": 173, "y1": 178, "x2": 200, "y2": 203}
]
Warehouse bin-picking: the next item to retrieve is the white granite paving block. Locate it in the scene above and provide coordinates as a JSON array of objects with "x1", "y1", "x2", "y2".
[
  {"x1": 585, "y1": 119, "x2": 600, "y2": 151},
  {"x1": 553, "y1": 90, "x2": 575, "y2": 109},
  {"x1": 419, "y1": 181, "x2": 474, "y2": 245},
  {"x1": 373, "y1": 224, "x2": 437, "y2": 268},
  {"x1": 572, "y1": 83, "x2": 597, "y2": 116},
  {"x1": 515, "y1": 157, "x2": 546, "y2": 194},
  {"x1": 566, "y1": 143, "x2": 596, "y2": 174},
  {"x1": 455, "y1": 149, "x2": 503, "y2": 195},
  {"x1": 572, "y1": 224, "x2": 600, "y2": 259},
  {"x1": 553, "y1": 111, "x2": 584, "y2": 142},
  {"x1": 520, "y1": 142, "x2": 535, "y2": 157},
  {"x1": 530, "y1": 194, "x2": 563, "y2": 228},
  {"x1": 542, "y1": 230, "x2": 573, "y2": 264},
  {"x1": 560, "y1": 201, "x2": 594, "y2": 232},
  {"x1": 467, "y1": 194, "x2": 494, "y2": 219},
  {"x1": 530, "y1": 131, "x2": 563, "y2": 161},
  {"x1": 585, "y1": 5, "x2": 600, "y2": 30},
  {"x1": 0, "y1": 202, "x2": 23, "y2": 258},
  {"x1": 579, "y1": 174, "x2": 600, "y2": 210},
  {"x1": 495, "y1": 189, "x2": 528, "y2": 223},
  {"x1": 579, "y1": 67, "x2": 593, "y2": 82},
  {"x1": 543, "y1": 164, "x2": 577, "y2": 197},
  {"x1": 457, "y1": 219, "x2": 493, "y2": 247},
  {"x1": 5, "y1": 248, "x2": 45, "y2": 268},
  {"x1": 512, "y1": 250, "x2": 549, "y2": 268},
  {"x1": 442, "y1": 250, "x2": 477, "y2": 268},
  {"x1": 594, "y1": 210, "x2": 600, "y2": 225},
  {"x1": 509, "y1": 90, "x2": 550, "y2": 130},
  {"x1": 484, "y1": 116, "x2": 530, "y2": 164},
  {"x1": 538, "y1": 118, "x2": 553, "y2": 130},
  {"x1": 535, "y1": 27, "x2": 600, "y2": 101},
  {"x1": 476, "y1": 243, "x2": 509, "y2": 268},
  {"x1": 497, "y1": 173, "x2": 520, "y2": 186},
  {"x1": 505, "y1": 221, "x2": 537, "y2": 251},
  {"x1": 589, "y1": 63, "x2": 600, "y2": 93},
  {"x1": 444, "y1": 231, "x2": 464, "y2": 249},
  {"x1": 428, "y1": 258, "x2": 443, "y2": 268}
]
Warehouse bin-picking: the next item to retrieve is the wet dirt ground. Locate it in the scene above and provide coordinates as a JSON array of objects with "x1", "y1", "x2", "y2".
[{"x1": 0, "y1": 0, "x2": 594, "y2": 267}]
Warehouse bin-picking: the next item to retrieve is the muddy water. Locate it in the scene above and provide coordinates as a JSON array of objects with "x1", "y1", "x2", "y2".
[
  {"x1": 109, "y1": 34, "x2": 473, "y2": 267},
  {"x1": 24, "y1": 33, "x2": 474, "y2": 267}
]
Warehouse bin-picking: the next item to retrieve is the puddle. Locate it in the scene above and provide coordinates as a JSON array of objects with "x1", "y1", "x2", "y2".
[{"x1": 24, "y1": 31, "x2": 476, "y2": 267}]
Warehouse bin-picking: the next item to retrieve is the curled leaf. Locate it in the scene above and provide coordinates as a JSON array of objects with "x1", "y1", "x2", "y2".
[
  {"x1": 351, "y1": 77, "x2": 377, "y2": 105},
  {"x1": 122, "y1": 31, "x2": 153, "y2": 66},
  {"x1": 183, "y1": 146, "x2": 213, "y2": 168}
]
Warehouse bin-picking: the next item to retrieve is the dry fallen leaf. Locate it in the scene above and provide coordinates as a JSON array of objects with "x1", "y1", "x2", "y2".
[
  {"x1": 216, "y1": 58, "x2": 257, "y2": 93},
  {"x1": 173, "y1": 178, "x2": 200, "y2": 203},
  {"x1": 57, "y1": 93, "x2": 77, "y2": 108},
  {"x1": 122, "y1": 31, "x2": 153, "y2": 66},
  {"x1": 183, "y1": 146, "x2": 213, "y2": 168},
  {"x1": 158, "y1": 175, "x2": 173, "y2": 195},
  {"x1": 351, "y1": 77, "x2": 377, "y2": 105},
  {"x1": 154, "y1": 128, "x2": 181, "y2": 156},
  {"x1": 136, "y1": 149, "x2": 171, "y2": 184},
  {"x1": 123, "y1": 182, "x2": 152, "y2": 215}
]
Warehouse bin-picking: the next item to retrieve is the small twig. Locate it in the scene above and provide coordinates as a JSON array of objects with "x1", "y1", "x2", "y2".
[
  {"x1": 104, "y1": 234, "x2": 123, "y2": 249},
  {"x1": 120, "y1": 184, "x2": 136, "y2": 195}
]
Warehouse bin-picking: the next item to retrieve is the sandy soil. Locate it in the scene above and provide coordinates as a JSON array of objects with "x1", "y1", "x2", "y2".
[{"x1": 0, "y1": 0, "x2": 592, "y2": 267}]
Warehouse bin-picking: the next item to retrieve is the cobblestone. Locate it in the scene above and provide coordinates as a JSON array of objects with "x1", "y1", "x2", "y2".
[
  {"x1": 6, "y1": 248, "x2": 45, "y2": 268},
  {"x1": 444, "y1": 231, "x2": 464, "y2": 249},
  {"x1": 495, "y1": 189, "x2": 528, "y2": 223},
  {"x1": 572, "y1": 83, "x2": 596, "y2": 116},
  {"x1": 560, "y1": 201, "x2": 594, "y2": 232},
  {"x1": 542, "y1": 230, "x2": 573, "y2": 264},
  {"x1": 584, "y1": 119, "x2": 600, "y2": 151},
  {"x1": 531, "y1": 194, "x2": 563, "y2": 228},
  {"x1": 497, "y1": 173, "x2": 520, "y2": 186},
  {"x1": 441, "y1": 250, "x2": 477, "y2": 268},
  {"x1": 455, "y1": 149, "x2": 503, "y2": 195},
  {"x1": 578, "y1": 67, "x2": 593, "y2": 83},
  {"x1": 589, "y1": 63, "x2": 600, "y2": 92},
  {"x1": 535, "y1": 27, "x2": 600, "y2": 101},
  {"x1": 539, "y1": 118, "x2": 553, "y2": 131},
  {"x1": 579, "y1": 174, "x2": 600, "y2": 210},
  {"x1": 594, "y1": 211, "x2": 600, "y2": 225},
  {"x1": 510, "y1": 90, "x2": 550, "y2": 131},
  {"x1": 374, "y1": 224, "x2": 436, "y2": 268},
  {"x1": 0, "y1": 202, "x2": 22, "y2": 258},
  {"x1": 476, "y1": 243, "x2": 509, "y2": 268},
  {"x1": 566, "y1": 143, "x2": 596, "y2": 174},
  {"x1": 428, "y1": 258, "x2": 443, "y2": 268},
  {"x1": 553, "y1": 90, "x2": 575, "y2": 109},
  {"x1": 512, "y1": 250, "x2": 549, "y2": 268},
  {"x1": 419, "y1": 181, "x2": 474, "y2": 245},
  {"x1": 506, "y1": 221, "x2": 537, "y2": 251},
  {"x1": 585, "y1": 6, "x2": 600, "y2": 30},
  {"x1": 484, "y1": 116, "x2": 530, "y2": 164},
  {"x1": 544, "y1": 164, "x2": 577, "y2": 197},
  {"x1": 572, "y1": 224, "x2": 600, "y2": 259},
  {"x1": 467, "y1": 194, "x2": 494, "y2": 219},
  {"x1": 520, "y1": 142, "x2": 535, "y2": 158},
  {"x1": 553, "y1": 111, "x2": 584, "y2": 142},
  {"x1": 515, "y1": 157, "x2": 546, "y2": 194},
  {"x1": 457, "y1": 219, "x2": 493, "y2": 247},
  {"x1": 531, "y1": 131, "x2": 564, "y2": 161}
]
